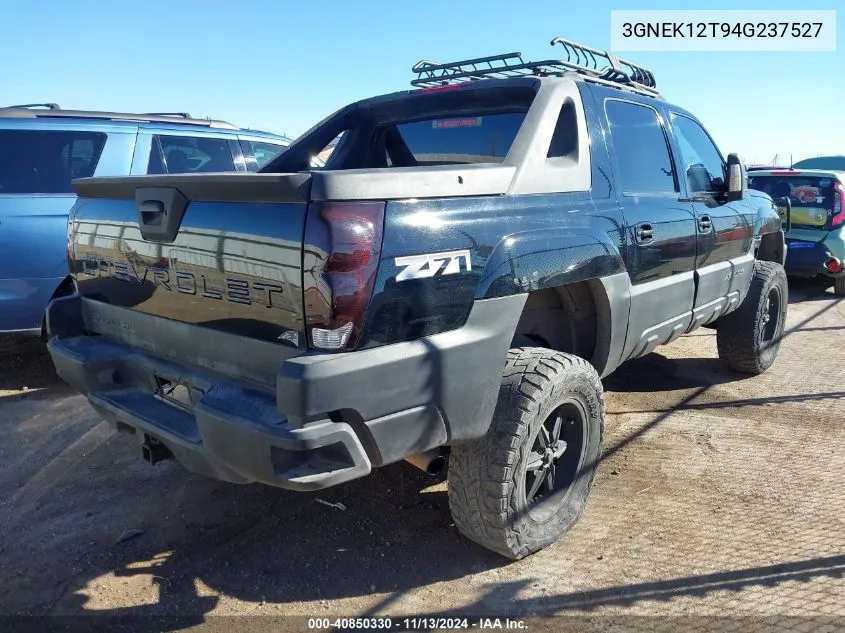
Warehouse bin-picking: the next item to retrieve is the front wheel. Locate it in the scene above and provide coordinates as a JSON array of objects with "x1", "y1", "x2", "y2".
[
  {"x1": 716, "y1": 261, "x2": 788, "y2": 375},
  {"x1": 447, "y1": 348, "x2": 604, "y2": 560}
]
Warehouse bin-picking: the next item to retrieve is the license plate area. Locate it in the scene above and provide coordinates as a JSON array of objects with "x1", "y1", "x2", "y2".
[{"x1": 153, "y1": 375, "x2": 201, "y2": 413}]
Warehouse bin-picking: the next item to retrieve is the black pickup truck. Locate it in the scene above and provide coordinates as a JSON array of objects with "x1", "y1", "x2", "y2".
[{"x1": 46, "y1": 38, "x2": 788, "y2": 560}]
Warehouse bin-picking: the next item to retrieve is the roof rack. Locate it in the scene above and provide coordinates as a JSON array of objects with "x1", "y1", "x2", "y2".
[
  {"x1": 8, "y1": 103, "x2": 60, "y2": 110},
  {"x1": 411, "y1": 36, "x2": 660, "y2": 98},
  {"x1": 143, "y1": 112, "x2": 192, "y2": 118}
]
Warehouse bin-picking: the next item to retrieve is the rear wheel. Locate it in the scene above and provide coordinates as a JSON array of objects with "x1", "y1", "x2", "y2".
[
  {"x1": 833, "y1": 277, "x2": 845, "y2": 297},
  {"x1": 716, "y1": 261, "x2": 788, "y2": 374},
  {"x1": 447, "y1": 348, "x2": 604, "y2": 560}
]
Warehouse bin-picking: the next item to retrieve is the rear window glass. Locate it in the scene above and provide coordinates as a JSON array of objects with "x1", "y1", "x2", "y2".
[
  {"x1": 749, "y1": 175, "x2": 836, "y2": 209},
  {"x1": 749, "y1": 174, "x2": 837, "y2": 228},
  {"x1": 0, "y1": 130, "x2": 106, "y2": 194},
  {"x1": 387, "y1": 113, "x2": 525, "y2": 166},
  {"x1": 259, "y1": 84, "x2": 537, "y2": 173}
]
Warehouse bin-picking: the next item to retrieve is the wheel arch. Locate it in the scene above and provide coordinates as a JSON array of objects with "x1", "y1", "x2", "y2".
[
  {"x1": 756, "y1": 230, "x2": 787, "y2": 267},
  {"x1": 509, "y1": 273, "x2": 631, "y2": 379}
]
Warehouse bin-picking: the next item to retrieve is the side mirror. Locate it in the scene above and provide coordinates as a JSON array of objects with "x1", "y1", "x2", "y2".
[
  {"x1": 725, "y1": 153, "x2": 747, "y2": 202},
  {"x1": 774, "y1": 196, "x2": 793, "y2": 233}
]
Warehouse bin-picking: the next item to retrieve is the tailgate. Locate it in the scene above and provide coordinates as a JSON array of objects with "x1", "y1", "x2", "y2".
[{"x1": 69, "y1": 173, "x2": 311, "y2": 346}]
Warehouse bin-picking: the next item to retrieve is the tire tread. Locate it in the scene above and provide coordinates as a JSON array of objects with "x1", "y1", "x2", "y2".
[
  {"x1": 716, "y1": 260, "x2": 787, "y2": 374},
  {"x1": 448, "y1": 347, "x2": 604, "y2": 559}
]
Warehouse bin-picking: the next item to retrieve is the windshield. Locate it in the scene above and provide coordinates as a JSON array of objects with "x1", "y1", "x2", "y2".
[{"x1": 748, "y1": 174, "x2": 837, "y2": 228}]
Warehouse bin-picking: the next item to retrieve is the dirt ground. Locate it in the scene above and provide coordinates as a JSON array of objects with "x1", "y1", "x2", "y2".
[{"x1": 1, "y1": 278, "x2": 844, "y2": 631}]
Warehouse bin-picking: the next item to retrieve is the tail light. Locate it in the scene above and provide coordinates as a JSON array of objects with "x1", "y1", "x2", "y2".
[
  {"x1": 417, "y1": 84, "x2": 465, "y2": 93},
  {"x1": 831, "y1": 183, "x2": 845, "y2": 228},
  {"x1": 303, "y1": 201, "x2": 385, "y2": 351}
]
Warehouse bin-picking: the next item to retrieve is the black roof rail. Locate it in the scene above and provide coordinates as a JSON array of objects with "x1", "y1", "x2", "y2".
[
  {"x1": 143, "y1": 112, "x2": 192, "y2": 118},
  {"x1": 0, "y1": 107, "x2": 238, "y2": 130},
  {"x1": 411, "y1": 36, "x2": 660, "y2": 98},
  {"x1": 8, "y1": 103, "x2": 60, "y2": 110}
]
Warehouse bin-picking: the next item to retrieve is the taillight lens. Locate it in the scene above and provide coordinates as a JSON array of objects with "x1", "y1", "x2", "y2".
[
  {"x1": 417, "y1": 84, "x2": 465, "y2": 93},
  {"x1": 303, "y1": 201, "x2": 385, "y2": 351},
  {"x1": 831, "y1": 183, "x2": 845, "y2": 228}
]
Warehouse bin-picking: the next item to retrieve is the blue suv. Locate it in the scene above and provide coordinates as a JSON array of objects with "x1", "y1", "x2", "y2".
[{"x1": 0, "y1": 104, "x2": 292, "y2": 335}]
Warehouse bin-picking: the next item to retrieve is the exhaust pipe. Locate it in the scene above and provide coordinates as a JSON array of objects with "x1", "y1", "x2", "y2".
[{"x1": 405, "y1": 450, "x2": 447, "y2": 476}]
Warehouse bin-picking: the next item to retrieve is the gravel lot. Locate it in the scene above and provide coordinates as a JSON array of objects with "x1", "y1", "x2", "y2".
[{"x1": 1, "y1": 278, "x2": 843, "y2": 631}]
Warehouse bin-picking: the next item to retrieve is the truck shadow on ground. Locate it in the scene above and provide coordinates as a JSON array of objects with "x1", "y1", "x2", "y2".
[
  {"x1": 13, "y1": 430, "x2": 844, "y2": 630},
  {"x1": 352, "y1": 553, "x2": 845, "y2": 628},
  {"x1": 603, "y1": 353, "x2": 739, "y2": 393},
  {"x1": 605, "y1": 275, "x2": 845, "y2": 395},
  {"x1": 10, "y1": 456, "x2": 508, "y2": 621},
  {"x1": 3, "y1": 282, "x2": 843, "y2": 627},
  {"x1": 10, "y1": 352, "x2": 842, "y2": 627},
  {"x1": 0, "y1": 335, "x2": 67, "y2": 400}
]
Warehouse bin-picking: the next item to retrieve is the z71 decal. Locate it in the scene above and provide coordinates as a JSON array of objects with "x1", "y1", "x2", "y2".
[{"x1": 394, "y1": 249, "x2": 472, "y2": 282}]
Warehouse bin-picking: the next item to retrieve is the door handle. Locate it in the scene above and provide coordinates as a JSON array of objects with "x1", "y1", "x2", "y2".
[
  {"x1": 698, "y1": 215, "x2": 713, "y2": 232},
  {"x1": 139, "y1": 200, "x2": 165, "y2": 226},
  {"x1": 635, "y1": 222, "x2": 654, "y2": 244},
  {"x1": 135, "y1": 188, "x2": 188, "y2": 243}
]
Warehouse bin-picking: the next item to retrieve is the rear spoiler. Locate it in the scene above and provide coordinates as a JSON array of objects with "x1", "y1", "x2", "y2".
[
  {"x1": 74, "y1": 164, "x2": 519, "y2": 203},
  {"x1": 72, "y1": 173, "x2": 312, "y2": 203}
]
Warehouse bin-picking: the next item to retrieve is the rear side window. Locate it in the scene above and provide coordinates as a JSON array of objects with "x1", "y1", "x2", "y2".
[
  {"x1": 318, "y1": 132, "x2": 346, "y2": 167},
  {"x1": 147, "y1": 135, "x2": 235, "y2": 174},
  {"x1": 386, "y1": 113, "x2": 525, "y2": 166},
  {"x1": 605, "y1": 100, "x2": 677, "y2": 194},
  {"x1": 0, "y1": 130, "x2": 106, "y2": 194},
  {"x1": 240, "y1": 140, "x2": 287, "y2": 171},
  {"x1": 547, "y1": 101, "x2": 579, "y2": 159}
]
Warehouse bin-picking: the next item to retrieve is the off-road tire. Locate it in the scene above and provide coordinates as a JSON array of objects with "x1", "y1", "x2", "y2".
[
  {"x1": 833, "y1": 277, "x2": 845, "y2": 297},
  {"x1": 447, "y1": 348, "x2": 604, "y2": 560},
  {"x1": 716, "y1": 261, "x2": 788, "y2": 374}
]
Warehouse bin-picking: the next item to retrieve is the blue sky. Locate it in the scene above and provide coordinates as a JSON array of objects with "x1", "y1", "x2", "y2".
[{"x1": 2, "y1": 0, "x2": 842, "y2": 165}]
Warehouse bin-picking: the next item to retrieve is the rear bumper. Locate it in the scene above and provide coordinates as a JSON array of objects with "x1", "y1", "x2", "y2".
[
  {"x1": 46, "y1": 294, "x2": 524, "y2": 491},
  {"x1": 784, "y1": 239, "x2": 845, "y2": 278},
  {"x1": 0, "y1": 277, "x2": 65, "y2": 334},
  {"x1": 50, "y1": 334, "x2": 371, "y2": 490}
]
